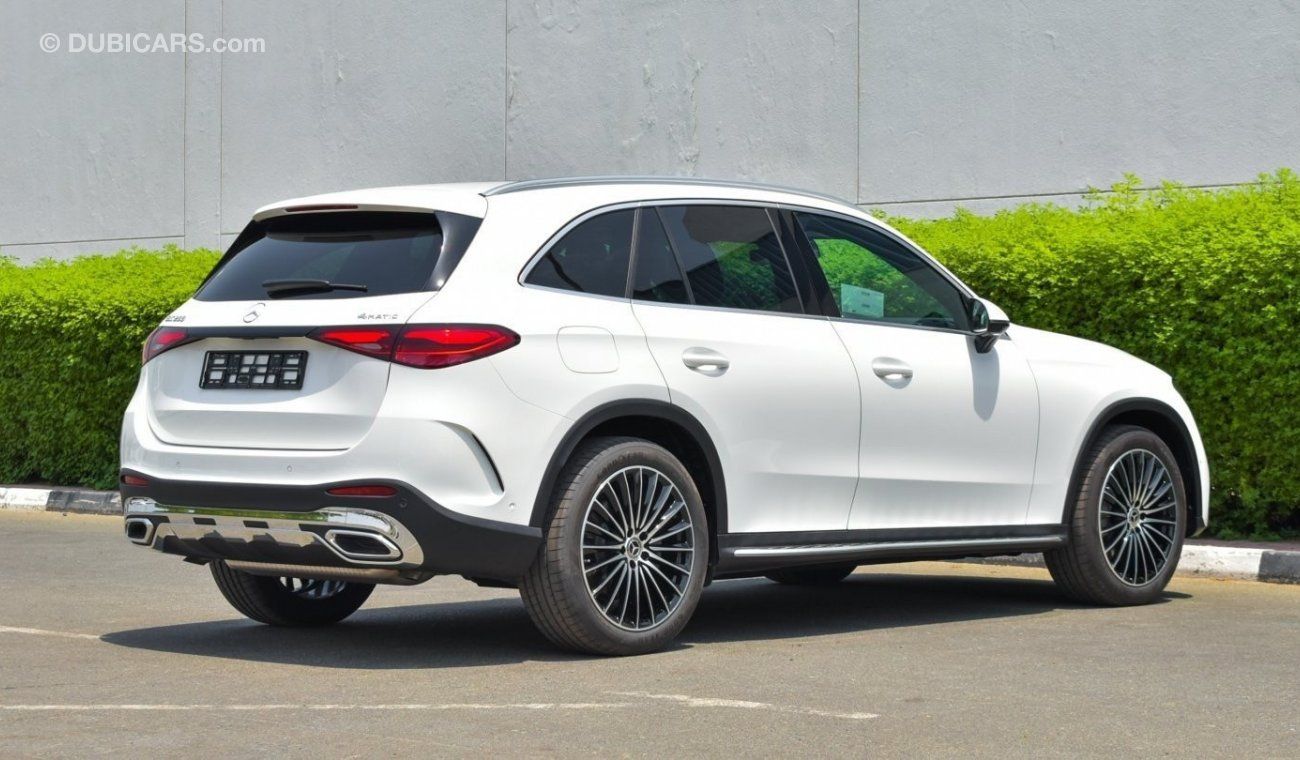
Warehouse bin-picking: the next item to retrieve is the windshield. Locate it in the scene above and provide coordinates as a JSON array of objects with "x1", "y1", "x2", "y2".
[{"x1": 195, "y1": 211, "x2": 446, "y2": 301}]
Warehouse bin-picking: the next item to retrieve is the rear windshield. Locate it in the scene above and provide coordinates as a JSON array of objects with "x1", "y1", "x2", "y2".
[{"x1": 196, "y1": 211, "x2": 448, "y2": 301}]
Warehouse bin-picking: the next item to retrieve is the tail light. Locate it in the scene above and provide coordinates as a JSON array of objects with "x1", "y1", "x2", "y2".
[
  {"x1": 142, "y1": 327, "x2": 194, "y2": 364},
  {"x1": 308, "y1": 328, "x2": 396, "y2": 361},
  {"x1": 308, "y1": 324, "x2": 519, "y2": 369}
]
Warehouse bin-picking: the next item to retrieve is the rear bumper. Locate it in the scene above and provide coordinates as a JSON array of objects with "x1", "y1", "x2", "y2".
[{"x1": 120, "y1": 472, "x2": 542, "y2": 582}]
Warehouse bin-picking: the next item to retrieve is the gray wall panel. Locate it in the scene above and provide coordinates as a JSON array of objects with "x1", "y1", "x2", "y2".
[
  {"x1": 859, "y1": 0, "x2": 1300, "y2": 206},
  {"x1": 218, "y1": 0, "x2": 507, "y2": 234},
  {"x1": 505, "y1": 0, "x2": 860, "y2": 200},
  {"x1": 0, "y1": 0, "x2": 185, "y2": 252}
]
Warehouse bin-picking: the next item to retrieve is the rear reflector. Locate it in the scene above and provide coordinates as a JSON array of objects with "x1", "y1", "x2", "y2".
[
  {"x1": 326, "y1": 485, "x2": 397, "y2": 497},
  {"x1": 142, "y1": 326, "x2": 193, "y2": 364},
  {"x1": 308, "y1": 324, "x2": 519, "y2": 369},
  {"x1": 121, "y1": 474, "x2": 149, "y2": 487}
]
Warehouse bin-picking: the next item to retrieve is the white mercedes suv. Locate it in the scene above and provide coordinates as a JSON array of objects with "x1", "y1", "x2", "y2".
[{"x1": 121, "y1": 177, "x2": 1209, "y2": 655}]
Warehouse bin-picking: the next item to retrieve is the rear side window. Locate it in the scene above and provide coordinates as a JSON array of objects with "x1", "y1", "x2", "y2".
[
  {"x1": 525, "y1": 209, "x2": 635, "y2": 297},
  {"x1": 196, "y1": 212, "x2": 449, "y2": 301},
  {"x1": 656, "y1": 205, "x2": 801, "y2": 314}
]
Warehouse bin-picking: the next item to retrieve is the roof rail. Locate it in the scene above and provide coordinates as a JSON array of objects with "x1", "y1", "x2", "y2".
[{"x1": 481, "y1": 175, "x2": 857, "y2": 207}]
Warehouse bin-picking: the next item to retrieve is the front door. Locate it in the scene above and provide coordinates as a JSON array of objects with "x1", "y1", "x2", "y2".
[{"x1": 790, "y1": 210, "x2": 1040, "y2": 529}]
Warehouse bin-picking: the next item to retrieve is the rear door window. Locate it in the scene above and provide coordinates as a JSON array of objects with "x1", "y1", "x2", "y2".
[
  {"x1": 655, "y1": 205, "x2": 802, "y2": 314},
  {"x1": 196, "y1": 211, "x2": 449, "y2": 301},
  {"x1": 631, "y1": 208, "x2": 690, "y2": 304},
  {"x1": 525, "y1": 209, "x2": 635, "y2": 297}
]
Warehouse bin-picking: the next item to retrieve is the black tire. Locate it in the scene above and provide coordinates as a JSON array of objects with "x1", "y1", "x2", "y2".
[
  {"x1": 210, "y1": 560, "x2": 375, "y2": 626},
  {"x1": 1045, "y1": 425, "x2": 1187, "y2": 606},
  {"x1": 520, "y1": 436, "x2": 709, "y2": 656},
  {"x1": 765, "y1": 563, "x2": 856, "y2": 586}
]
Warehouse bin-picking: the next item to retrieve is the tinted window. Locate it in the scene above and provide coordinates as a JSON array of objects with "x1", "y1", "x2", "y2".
[
  {"x1": 632, "y1": 208, "x2": 690, "y2": 304},
  {"x1": 795, "y1": 213, "x2": 968, "y2": 330},
  {"x1": 525, "y1": 209, "x2": 634, "y2": 297},
  {"x1": 197, "y1": 212, "x2": 445, "y2": 301},
  {"x1": 657, "y1": 205, "x2": 801, "y2": 314}
]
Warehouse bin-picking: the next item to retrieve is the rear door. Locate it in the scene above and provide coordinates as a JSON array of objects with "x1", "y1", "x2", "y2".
[
  {"x1": 630, "y1": 204, "x2": 860, "y2": 534},
  {"x1": 145, "y1": 210, "x2": 478, "y2": 450}
]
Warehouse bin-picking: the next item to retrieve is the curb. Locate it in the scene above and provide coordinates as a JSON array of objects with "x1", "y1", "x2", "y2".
[
  {"x1": 1, "y1": 485, "x2": 1297, "y2": 585},
  {"x1": 964, "y1": 542, "x2": 1300, "y2": 585},
  {"x1": 0, "y1": 486, "x2": 121, "y2": 516}
]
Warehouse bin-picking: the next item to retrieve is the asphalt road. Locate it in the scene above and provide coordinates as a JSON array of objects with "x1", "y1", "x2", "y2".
[{"x1": 1, "y1": 512, "x2": 1296, "y2": 758}]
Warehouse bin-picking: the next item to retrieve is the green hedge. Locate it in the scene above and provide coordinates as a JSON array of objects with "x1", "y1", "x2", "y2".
[
  {"x1": 1, "y1": 173, "x2": 1297, "y2": 537},
  {"x1": 0, "y1": 247, "x2": 219, "y2": 489},
  {"x1": 883, "y1": 171, "x2": 1300, "y2": 538}
]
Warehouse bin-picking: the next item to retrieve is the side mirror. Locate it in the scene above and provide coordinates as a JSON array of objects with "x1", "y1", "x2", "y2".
[{"x1": 968, "y1": 298, "x2": 1011, "y2": 354}]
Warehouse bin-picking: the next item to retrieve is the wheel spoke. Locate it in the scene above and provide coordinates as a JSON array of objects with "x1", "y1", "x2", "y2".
[
  {"x1": 646, "y1": 501, "x2": 686, "y2": 541},
  {"x1": 640, "y1": 481, "x2": 675, "y2": 535},
  {"x1": 643, "y1": 559, "x2": 682, "y2": 598},
  {"x1": 1104, "y1": 527, "x2": 1129, "y2": 555},
  {"x1": 1140, "y1": 525, "x2": 1172, "y2": 561},
  {"x1": 644, "y1": 549, "x2": 690, "y2": 576},
  {"x1": 1143, "y1": 526, "x2": 1174, "y2": 546},
  {"x1": 584, "y1": 519, "x2": 622, "y2": 542},
  {"x1": 649, "y1": 521, "x2": 691, "y2": 543},
  {"x1": 637, "y1": 471, "x2": 657, "y2": 531},
  {"x1": 642, "y1": 563, "x2": 672, "y2": 614},
  {"x1": 595, "y1": 487, "x2": 628, "y2": 536},
  {"x1": 602, "y1": 565, "x2": 629, "y2": 615},
  {"x1": 585, "y1": 554, "x2": 625, "y2": 575}
]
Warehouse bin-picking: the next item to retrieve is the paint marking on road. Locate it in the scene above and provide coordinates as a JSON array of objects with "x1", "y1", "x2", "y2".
[
  {"x1": 0, "y1": 625, "x2": 101, "y2": 641},
  {"x1": 609, "y1": 691, "x2": 878, "y2": 721},
  {"x1": 0, "y1": 703, "x2": 636, "y2": 712}
]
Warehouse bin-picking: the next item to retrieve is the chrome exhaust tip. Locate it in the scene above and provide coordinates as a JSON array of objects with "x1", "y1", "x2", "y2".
[
  {"x1": 323, "y1": 529, "x2": 402, "y2": 562},
  {"x1": 124, "y1": 517, "x2": 156, "y2": 546}
]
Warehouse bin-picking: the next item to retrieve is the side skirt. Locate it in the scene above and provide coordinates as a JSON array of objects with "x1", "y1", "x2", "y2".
[{"x1": 713, "y1": 524, "x2": 1066, "y2": 578}]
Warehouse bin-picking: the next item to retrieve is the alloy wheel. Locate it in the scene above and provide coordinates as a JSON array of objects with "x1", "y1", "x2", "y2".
[
  {"x1": 1099, "y1": 449, "x2": 1179, "y2": 586},
  {"x1": 581, "y1": 466, "x2": 696, "y2": 631}
]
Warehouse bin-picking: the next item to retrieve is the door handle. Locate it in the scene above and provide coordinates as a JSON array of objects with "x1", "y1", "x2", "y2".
[
  {"x1": 871, "y1": 357, "x2": 913, "y2": 381},
  {"x1": 682, "y1": 347, "x2": 730, "y2": 375}
]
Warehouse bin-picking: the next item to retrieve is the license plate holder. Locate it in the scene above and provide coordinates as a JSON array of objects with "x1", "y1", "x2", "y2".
[{"x1": 200, "y1": 351, "x2": 308, "y2": 390}]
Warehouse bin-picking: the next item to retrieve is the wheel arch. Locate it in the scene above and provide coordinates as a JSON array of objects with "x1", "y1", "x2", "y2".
[
  {"x1": 1067, "y1": 397, "x2": 1205, "y2": 536},
  {"x1": 529, "y1": 400, "x2": 727, "y2": 563}
]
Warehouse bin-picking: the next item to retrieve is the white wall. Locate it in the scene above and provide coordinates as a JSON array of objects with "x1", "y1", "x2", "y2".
[{"x1": 2, "y1": 0, "x2": 1298, "y2": 262}]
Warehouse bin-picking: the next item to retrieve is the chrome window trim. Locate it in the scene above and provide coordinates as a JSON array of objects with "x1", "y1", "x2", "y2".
[{"x1": 516, "y1": 197, "x2": 983, "y2": 336}]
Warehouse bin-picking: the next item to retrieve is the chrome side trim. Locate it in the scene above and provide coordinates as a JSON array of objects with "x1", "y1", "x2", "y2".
[
  {"x1": 122, "y1": 499, "x2": 424, "y2": 568},
  {"x1": 731, "y1": 535, "x2": 1065, "y2": 559}
]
